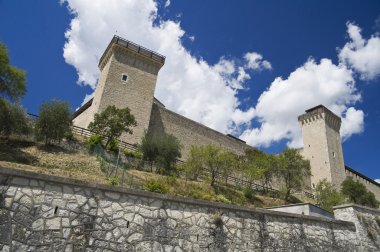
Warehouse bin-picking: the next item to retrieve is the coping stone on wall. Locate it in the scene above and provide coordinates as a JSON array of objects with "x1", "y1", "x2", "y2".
[{"x1": 334, "y1": 204, "x2": 380, "y2": 214}]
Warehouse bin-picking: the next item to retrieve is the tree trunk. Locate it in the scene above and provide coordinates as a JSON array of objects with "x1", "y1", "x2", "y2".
[{"x1": 211, "y1": 172, "x2": 216, "y2": 187}]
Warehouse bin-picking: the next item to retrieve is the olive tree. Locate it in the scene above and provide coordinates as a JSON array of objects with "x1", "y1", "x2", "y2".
[
  {"x1": 0, "y1": 42, "x2": 26, "y2": 101},
  {"x1": 278, "y1": 148, "x2": 311, "y2": 201},
  {"x1": 185, "y1": 144, "x2": 237, "y2": 186},
  {"x1": 140, "y1": 131, "x2": 181, "y2": 174},
  {"x1": 88, "y1": 105, "x2": 137, "y2": 148},
  {"x1": 0, "y1": 100, "x2": 31, "y2": 138},
  {"x1": 35, "y1": 100, "x2": 72, "y2": 145},
  {"x1": 315, "y1": 179, "x2": 344, "y2": 212}
]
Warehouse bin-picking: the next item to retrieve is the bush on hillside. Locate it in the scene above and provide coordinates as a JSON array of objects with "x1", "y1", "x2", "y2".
[
  {"x1": 243, "y1": 187, "x2": 256, "y2": 201},
  {"x1": 87, "y1": 134, "x2": 103, "y2": 151},
  {"x1": 144, "y1": 178, "x2": 169, "y2": 194},
  {"x1": 341, "y1": 177, "x2": 380, "y2": 208},
  {"x1": 315, "y1": 179, "x2": 344, "y2": 212},
  {"x1": 124, "y1": 149, "x2": 143, "y2": 159}
]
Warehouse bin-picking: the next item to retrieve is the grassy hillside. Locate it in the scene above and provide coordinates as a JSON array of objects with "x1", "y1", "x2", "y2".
[{"x1": 0, "y1": 135, "x2": 311, "y2": 208}]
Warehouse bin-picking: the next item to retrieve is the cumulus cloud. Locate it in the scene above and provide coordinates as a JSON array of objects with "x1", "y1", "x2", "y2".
[
  {"x1": 244, "y1": 52, "x2": 272, "y2": 71},
  {"x1": 240, "y1": 58, "x2": 363, "y2": 148},
  {"x1": 339, "y1": 22, "x2": 380, "y2": 80},
  {"x1": 61, "y1": 0, "x2": 270, "y2": 134}
]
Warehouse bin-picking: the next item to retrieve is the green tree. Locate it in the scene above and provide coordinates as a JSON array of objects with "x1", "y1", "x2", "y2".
[
  {"x1": 0, "y1": 42, "x2": 26, "y2": 101},
  {"x1": 242, "y1": 149, "x2": 278, "y2": 190},
  {"x1": 88, "y1": 105, "x2": 137, "y2": 148},
  {"x1": 184, "y1": 145, "x2": 205, "y2": 180},
  {"x1": 315, "y1": 179, "x2": 344, "y2": 212},
  {"x1": 139, "y1": 131, "x2": 181, "y2": 174},
  {"x1": 278, "y1": 148, "x2": 311, "y2": 201},
  {"x1": 0, "y1": 100, "x2": 31, "y2": 137},
  {"x1": 35, "y1": 100, "x2": 72, "y2": 145},
  {"x1": 185, "y1": 144, "x2": 236, "y2": 186},
  {"x1": 341, "y1": 177, "x2": 380, "y2": 208},
  {"x1": 155, "y1": 133, "x2": 182, "y2": 174},
  {"x1": 140, "y1": 130, "x2": 160, "y2": 170}
]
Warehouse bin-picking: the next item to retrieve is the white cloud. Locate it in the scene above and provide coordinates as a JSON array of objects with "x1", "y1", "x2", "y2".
[
  {"x1": 240, "y1": 58, "x2": 363, "y2": 148},
  {"x1": 375, "y1": 179, "x2": 380, "y2": 184},
  {"x1": 339, "y1": 22, "x2": 380, "y2": 80},
  {"x1": 61, "y1": 0, "x2": 367, "y2": 149},
  {"x1": 61, "y1": 0, "x2": 264, "y2": 134},
  {"x1": 164, "y1": 0, "x2": 170, "y2": 8},
  {"x1": 244, "y1": 52, "x2": 272, "y2": 71},
  {"x1": 340, "y1": 107, "x2": 364, "y2": 139}
]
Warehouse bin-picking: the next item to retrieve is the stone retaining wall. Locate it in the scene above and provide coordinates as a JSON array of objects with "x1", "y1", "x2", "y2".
[{"x1": 0, "y1": 167, "x2": 374, "y2": 251}]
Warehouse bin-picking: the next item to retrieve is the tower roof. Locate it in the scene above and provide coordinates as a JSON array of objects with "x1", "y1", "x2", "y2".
[
  {"x1": 298, "y1": 104, "x2": 341, "y2": 123},
  {"x1": 98, "y1": 36, "x2": 166, "y2": 70}
]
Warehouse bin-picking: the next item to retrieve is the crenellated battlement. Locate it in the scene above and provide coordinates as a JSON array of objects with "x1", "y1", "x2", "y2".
[
  {"x1": 298, "y1": 105, "x2": 341, "y2": 132},
  {"x1": 98, "y1": 36, "x2": 165, "y2": 71}
]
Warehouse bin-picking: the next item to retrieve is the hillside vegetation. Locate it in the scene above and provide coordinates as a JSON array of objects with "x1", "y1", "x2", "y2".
[{"x1": 0, "y1": 135, "x2": 303, "y2": 209}]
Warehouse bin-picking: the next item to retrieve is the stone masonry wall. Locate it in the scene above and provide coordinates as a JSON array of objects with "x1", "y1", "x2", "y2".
[
  {"x1": 334, "y1": 204, "x2": 380, "y2": 251},
  {"x1": 148, "y1": 103, "x2": 253, "y2": 160},
  {"x1": 0, "y1": 167, "x2": 372, "y2": 251}
]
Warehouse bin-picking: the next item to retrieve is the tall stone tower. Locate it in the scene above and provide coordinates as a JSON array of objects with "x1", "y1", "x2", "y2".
[
  {"x1": 75, "y1": 36, "x2": 165, "y2": 144},
  {"x1": 298, "y1": 105, "x2": 346, "y2": 189}
]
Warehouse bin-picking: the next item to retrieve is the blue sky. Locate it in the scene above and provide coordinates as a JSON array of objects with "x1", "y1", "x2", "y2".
[{"x1": 0, "y1": 0, "x2": 379, "y2": 179}]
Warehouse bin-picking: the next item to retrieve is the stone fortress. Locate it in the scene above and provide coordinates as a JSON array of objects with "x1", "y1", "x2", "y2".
[{"x1": 73, "y1": 36, "x2": 380, "y2": 200}]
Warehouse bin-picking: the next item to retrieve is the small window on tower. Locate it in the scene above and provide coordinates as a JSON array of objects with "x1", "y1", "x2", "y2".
[
  {"x1": 333, "y1": 151, "x2": 336, "y2": 157},
  {"x1": 121, "y1": 74, "x2": 128, "y2": 82}
]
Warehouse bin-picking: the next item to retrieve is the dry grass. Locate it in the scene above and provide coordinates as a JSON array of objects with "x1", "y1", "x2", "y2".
[{"x1": 0, "y1": 137, "x2": 105, "y2": 184}]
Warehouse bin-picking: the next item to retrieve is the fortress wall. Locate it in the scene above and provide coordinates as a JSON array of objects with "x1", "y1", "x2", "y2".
[
  {"x1": 0, "y1": 167, "x2": 368, "y2": 251},
  {"x1": 345, "y1": 169, "x2": 380, "y2": 200},
  {"x1": 148, "y1": 103, "x2": 252, "y2": 160},
  {"x1": 72, "y1": 105, "x2": 94, "y2": 129},
  {"x1": 334, "y1": 204, "x2": 380, "y2": 251}
]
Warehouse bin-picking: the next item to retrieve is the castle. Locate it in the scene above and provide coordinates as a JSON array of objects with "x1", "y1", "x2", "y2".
[{"x1": 73, "y1": 36, "x2": 380, "y2": 199}]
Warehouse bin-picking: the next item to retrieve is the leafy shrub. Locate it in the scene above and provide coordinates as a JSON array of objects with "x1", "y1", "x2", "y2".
[
  {"x1": 215, "y1": 194, "x2": 231, "y2": 204},
  {"x1": 315, "y1": 179, "x2": 344, "y2": 212},
  {"x1": 87, "y1": 134, "x2": 103, "y2": 151},
  {"x1": 64, "y1": 130, "x2": 74, "y2": 141},
  {"x1": 107, "y1": 139, "x2": 119, "y2": 153},
  {"x1": 106, "y1": 175, "x2": 119, "y2": 186},
  {"x1": 341, "y1": 177, "x2": 380, "y2": 208},
  {"x1": 124, "y1": 149, "x2": 143, "y2": 159},
  {"x1": 144, "y1": 179, "x2": 169, "y2": 194},
  {"x1": 188, "y1": 188, "x2": 214, "y2": 201},
  {"x1": 243, "y1": 187, "x2": 256, "y2": 200}
]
